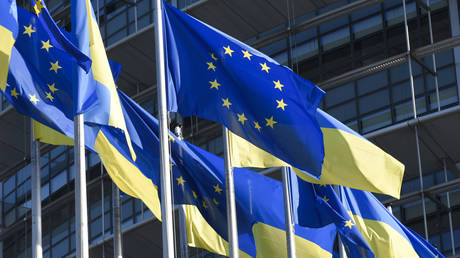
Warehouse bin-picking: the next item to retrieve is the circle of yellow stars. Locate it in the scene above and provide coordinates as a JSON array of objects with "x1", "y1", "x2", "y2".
[{"x1": 204, "y1": 44, "x2": 291, "y2": 134}]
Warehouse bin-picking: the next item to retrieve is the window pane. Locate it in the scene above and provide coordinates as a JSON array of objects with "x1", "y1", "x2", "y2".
[
  {"x1": 325, "y1": 83, "x2": 355, "y2": 107},
  {"x1": 327, "y1": 101, "x2": 357, "y2": 122},
  {"x1": 353, "y1": 15, "x2": 382, "y2": 39},
  {"x1": 358, "y1": 89, "x2": 390, "y2": 114},
  {"x1": 361, "y1": 109, "x2": 392, "y2": 133},
  {"x1": 321, "y1": 27, "x2": 350, "y2": 51},
  {"x1": 357, "y1": 71, "x2": 388, "y2": 95},
  {"x1": 51, "y1": 172, "x2": 67, "y2": 193}
]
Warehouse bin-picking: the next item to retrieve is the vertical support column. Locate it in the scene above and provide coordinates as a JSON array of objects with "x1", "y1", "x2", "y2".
[
  {"x1": 426, "y1": 0, "x2": 441, "y2": 111},
  {"x1": 222, "y1": 127, "x2": 239, "y2": 258},
  {"x1": 448, "y1": 0, "x2": 460, "y2": 99},
  {"x1": 153, "y1": 1, "x2": 175, "y2": 257},
  {"x1": 402, "y1": 0, "x2": 429, "y2": 240},
  {"x1": 31, "y1": 120, "x2": 42, "y2": 258},
  {"x1": 75, "y1": 114, "x2": 89, "y2": 258},
  {"x1": 443, "y1": 159, "x2": 455, "y2": 256},
  {"x1": 281, "y1": 167, "x2": 296, "y2": 258},
  {"x1": 134, "y1": 0, "x2": 138, "y2": 33},
  {"x1": 113, "y1": 183, "x2": 123, "y2": 258}
]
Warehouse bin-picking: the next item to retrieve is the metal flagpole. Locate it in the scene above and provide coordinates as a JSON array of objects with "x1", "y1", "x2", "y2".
[
  {"x1": 281, "y1": 167, "x2": 296, "y2": 258},
  {"x1": 31, "y1": 120, "x2": 42, "y2": 258},
  {"x1": 333, "y1": 185, "x2": 346, "y2": 258},
  {"x1": 75, "y1": 114, "x2": 89, "y2": 258},
  {"x1": 401, "y1": 0, "x2": 429, "y2": 240},
  {"x1": 113, "y1": 183, "x2": 123, "y2": 258},
  {"x1": 222, "y1": 127, "x2": 239, "y2": 258},
  {"x1": 178, "y1": 206, "x2": 189, "y2": 258},
  {"x1": 153, "y1": 0, "x2": 175, "y2": 257}
]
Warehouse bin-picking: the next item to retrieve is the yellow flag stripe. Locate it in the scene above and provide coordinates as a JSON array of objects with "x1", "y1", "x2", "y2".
[
  {"x1": 350, "y1": 214, "x2": 419, "y2": 258},
  {"x1": 229, "y1": 128, "x2": 404, "y2": 199},
  {"x1": 94, "y1": 130, "x2": 162, "y2": 220},
  {"x1": 0, "y1": 26, "x2": 15, "y2": 92},
  {"x1": 33, "y1": 120, "x2": 74, "y2": 146},
  {"x1": 252, "y1": 223, "x2": 332, "y2": 258}
]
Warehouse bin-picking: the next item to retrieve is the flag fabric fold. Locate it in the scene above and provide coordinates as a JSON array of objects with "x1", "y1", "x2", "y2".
[
  {"x1": 229, "y1": 108, "x2": 405, "y2": 198},
  {"x1": 0, "y1": 0, "x2": 18, "y2": 91},
  {"x1": 339, "y1": 186, "x2": 444, "y2": 258},
  {"x1": 162, "y1": 1, "x2": 325, "y2": 179}
]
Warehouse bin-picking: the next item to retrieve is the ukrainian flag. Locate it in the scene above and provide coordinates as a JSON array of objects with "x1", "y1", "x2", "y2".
[
  {"x1": 229, "y1": 108, "x2": 405, "y2": 198},
  {"x1": 0, "y1": 0, "x2": 18, "y2": 91},
  {"x1": 71, "y1": 0, "x2": 135, "y2": 159},
  {"x1": 339, "y1": 186, "x2": 444, "y2": 258}
]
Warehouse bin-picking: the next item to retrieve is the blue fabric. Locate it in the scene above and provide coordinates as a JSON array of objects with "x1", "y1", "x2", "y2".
[
  {"x1": 2, "y1": 7, "x2": 120, "y2": 149},
  {"x1": 339, "y1": 187, "x2": 444, "y2": 258},
  {"x1": 0, "y1": 0, "x2": 18, "y2": 38},
  {"x1": 29, "y1": 0, "x2": 91, "y2": 72},
  {"x1": 113, "y1": 90, "x2": 373, "y2": 257},
  {"x1": 289, "y1": 170, "x2": 374, "y2": 257},
  {"x1": 162, "y1": 2, "x2": 325, "y2": 178}
]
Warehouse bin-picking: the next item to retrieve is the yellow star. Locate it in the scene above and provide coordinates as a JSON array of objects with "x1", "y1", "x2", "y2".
[
  {"x1": 260, "y1": 62, "x2": 270, "y2": 73},
  {"x1": 213, "y1": 184, "x2": 223, "y2": 194},
  {"x1": 23, "y1": 25, "x2": 36, "y2": 37},
  {"x1": 202, "y1": 200, "x2": 208, "y2": 209},
  {"x1": 34, "y1": 0, "x2": 44, "y2": 16},
  {"x1": 254, "y1": 121, "x2": 261, "y2": 132},
  {"x1": 265, "y1": 116, "x2": 277, "y2": 128},
  {"x1": 29, "y1": 94, "x2": 39, "y2": 104},
  {"x1": 49, "y1": 61, "x2": 62, "y2": 74},
  {"x1": 241, "y1": 50, "x2": 252, "y2": 60},
  {"x1": 41, "y1": 40, "x2": 53, "y2": 52},
  {"x1": 168, "y1": 134, "x2": 175, "y2": 142},
  {"x1": 237, "y1": 113, "x2": 248, "y2": 125},
  {"x1": 323, "y1": 196, "x2": 329, "y2": 202},
  {"x1": 273, "y1": 80, "x2": 284, "y2": 91},
  {"x1": 319, "y1": 183, "x2": 327, "y2": 187},
  {"x1": 10, "y1": 88, "x2": 19, "y2": 99},
  {"x1": 276, "y1": 99, "x2": 288, "y2": 111},
  {"x1": 176, "y1": 176, "x2": 186, "y2": 186},
  {"x1": 223, "y1": 45, "x2": 234, "y2": 56},
  {"x1": 207, "y1": 62, "x2": 216, "y2": 71},
  {"x1": 221, "y1": 98, "x2": 232, "y2": 109},
  {"x1": 209, "y1": 79, "x2": 221, "y2": 90},
  {"x1": 192, "y1": 191, "x2": 198, "y2": 199},
  {"x1": 47, "y1": 83, "x2": 58, "y2": 93},
  {"x1": 45, "y1": 92, "x2": 54, "y2": 102},
  {"x1": 213, "y1": 198, "x2": 219, "y2": 206},
  {"x1": 344, "y1": 220, "x2": 354, "y2": 229},
  {"x1": 211, "y1": 53, "x2": 218, "y2": 61}
]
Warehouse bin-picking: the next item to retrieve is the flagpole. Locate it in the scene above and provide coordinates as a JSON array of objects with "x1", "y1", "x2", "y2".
[
  {"x1": 113, "y1": 183, "x2": 123, "y2": 258},
  {"x1": 153, "y1": 0, "x2": 175, "y2": 257},
  {"x1": 31, "y1": 120, "x2": 42, "y2": 258},
  {"x1": 222, "y1": 127, "x2": 239, "y2": 258},
  {"x1": 75, "y1": 114, "x2": 89, "y2": 258},
  {"x1": 281, "y1": 167, "x2": 296, "y2": 258},
  {"x1": 334, "y1": 185, "x2": 346, "y2": 258}
]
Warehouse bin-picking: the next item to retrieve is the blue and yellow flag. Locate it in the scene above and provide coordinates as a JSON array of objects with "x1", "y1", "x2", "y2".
[
  {"x1": 103, "y1": 90, "x2": 373, "y2": 257},
  {"x1": 288, "y1": 169, "x2": 374, "y2": 257},
  {"x1": 0, "y1": 0, "x2": 18, "y2": 91},
  {"x1": 162, "y1": 1, "x2": 325, "y2": 178},
  {"x1": 339, "y1": 186, "x2": 444, "y2": 258},
  {"x1": 229, "y1": 109, "x2": 405, "y2": 198}
]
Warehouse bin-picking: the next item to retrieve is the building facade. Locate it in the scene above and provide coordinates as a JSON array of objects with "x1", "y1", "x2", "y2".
[{"x1": 0, "y1": 0, "x2": 459, "y2": 257}]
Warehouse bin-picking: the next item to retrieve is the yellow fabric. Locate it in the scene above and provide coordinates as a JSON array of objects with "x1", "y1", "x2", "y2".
[
  {"x1": 84, "y1": 0, "x2": 136, "y2": 161},
  {"x1": 350, "y1": 214, "x2": 419, "y2": 258},
  {"x1": 229, "y1": 128, "x2": 404, "y2": 199},
  {"x1": 184, "y1": 205, "x2": 251, "y2": 258},
  {"x1": 252, "y1": 223, "x2": 332, "y2": 258},
  {"x1": 0, "y1": 26, "x2": 15, "y2": 91},
  {"x1": 32, "y1": 120, "x2": 74, "y2": 146},
  {"x1": 94, "y1": 130, "x2": 162, "y2": 220}
]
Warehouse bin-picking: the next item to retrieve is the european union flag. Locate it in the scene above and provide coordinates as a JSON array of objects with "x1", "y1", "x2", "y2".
[
  {"x1": 3, "y1": 6, "x2": 91, "y2": 142},
  {"x1": 163, "y1": 2, "x2": 325, "y2": 178}
]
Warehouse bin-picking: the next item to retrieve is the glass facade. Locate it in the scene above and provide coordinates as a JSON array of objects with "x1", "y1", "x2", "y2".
[{"x1": 1, "y1": 0, "x2": 460, "y2": 257}]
